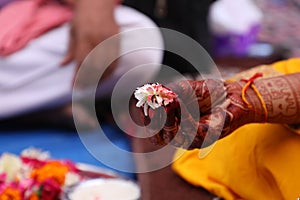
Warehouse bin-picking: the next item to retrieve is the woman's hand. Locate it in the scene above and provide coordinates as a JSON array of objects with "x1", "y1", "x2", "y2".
[
  {"x1": 130, "y1": 79, "x2": 265, "y2": 149},
  {"x1": 62, "y1": 0, "x2": 120, "y2": 89}
]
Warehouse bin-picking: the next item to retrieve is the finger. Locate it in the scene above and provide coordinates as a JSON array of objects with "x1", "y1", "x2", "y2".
[
  {"x1": 129, "y1": 94, "x2": 151, "y2": 127},
  {"x1": 61, "y1": 50, "x2": 74, "y2": 66},
  {"x1": 61, "y1": 25, "x2": 76, "y2": 66},
  {"x1": 168, "y1": 100, "x2": 199, "y2": 148},
  {"x1": 170, "y1": 105, "x2": 228, "y2": 149},
  {"x1": 188, "y1": 106, "x2": 230, "y2": 149},
  {"x1": 177, "y1": 115, "x2": 219, "y2": 150},
  {"x1": 72, "y1": 41, "x2": 95, "y2": 89},
  {"x1": 167, "y1": 81, "x2": 201, "y2": 121},
  {"x1": 71, "y1": 64, "x2": 80, "y2": 88},
  {"x1": 148, "y1": 102, "x2": 180, "y2": 146},
  {"x1": 168, "y1": 79, "x2": 226, "y2": 115},
  {"x1": 203, "y1": 79, "x2": 226, "y2": 109},
  {"x1": 150, "y1": 99, "x2": 197, "y2": 147}
]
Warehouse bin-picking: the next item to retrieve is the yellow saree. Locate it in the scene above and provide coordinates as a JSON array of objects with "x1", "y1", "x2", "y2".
[{"x1": 172, "y1": 58, "x2": 300, "y2": 200}]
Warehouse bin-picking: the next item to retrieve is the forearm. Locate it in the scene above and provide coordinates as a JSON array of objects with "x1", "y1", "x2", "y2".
[
  {"x1": 254, "y1": 72, "x2": 300, "y2": 124},
  {"x1": 72, "y1": 0, "x2": 117, "y2": 8},
  {"x1": 74, "y1": 0, "x2": 117, "y2": 21}
]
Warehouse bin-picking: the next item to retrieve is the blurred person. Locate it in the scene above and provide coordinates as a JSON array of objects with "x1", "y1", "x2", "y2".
[
  {"x1": 123, "y1": 0, "x2": 216, "y2": 75},
  {"x1": 0, "y1": 0, "x2": 163, "y2": 128}
]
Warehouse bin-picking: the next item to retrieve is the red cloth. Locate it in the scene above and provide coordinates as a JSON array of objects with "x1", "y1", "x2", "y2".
[{"x1": 0, "y1": 0, "x2": 73, "y2": 56}]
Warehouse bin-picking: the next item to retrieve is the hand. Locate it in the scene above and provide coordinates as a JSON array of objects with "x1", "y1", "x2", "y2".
[
  {"x1": 62, "y1": 0, "x2": 120, "y2": 89},
  {"x1": 130, "y1": 79, "x2": 265, "y2": 149}
]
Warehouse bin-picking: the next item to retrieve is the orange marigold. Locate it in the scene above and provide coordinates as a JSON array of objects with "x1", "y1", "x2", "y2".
[
  {"x1": 30, "y1": 161, "x2": 69, "y2": 186},
  {"x1": 0, "y1": 187, "x2": 22, "y2": 200},
  {"x1": 28, "y1": 193, "x2": 39, "y2": 200}
]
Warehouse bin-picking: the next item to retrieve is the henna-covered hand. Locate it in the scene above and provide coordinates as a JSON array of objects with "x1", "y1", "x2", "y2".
[{"x1": 129, "y1": 79, "x2": 265, "y2": 149}]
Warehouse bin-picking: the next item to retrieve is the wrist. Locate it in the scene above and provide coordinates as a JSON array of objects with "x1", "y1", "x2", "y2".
[
  {"x1": 254, "y1": 73, "x2": 300, "y2": 124},
  {"x1": 75, "y1": 0, "x2": 117, "y2": 7},
  {"x1": 241, "y1": 80, "x2": 267, "y2": 123},
  {"x1": 235, "y1": 72, "x2": 268, "y2": 124}
]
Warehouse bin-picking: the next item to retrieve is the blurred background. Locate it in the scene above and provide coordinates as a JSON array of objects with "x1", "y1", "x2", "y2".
[{"x1": 0, "y1": 0, "x2": 299, "y2": 199}]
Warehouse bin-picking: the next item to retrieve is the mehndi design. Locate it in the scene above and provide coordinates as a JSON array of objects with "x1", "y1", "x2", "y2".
[{"x1": 130, "y1": 78, "x2": 266, "y2": 149}]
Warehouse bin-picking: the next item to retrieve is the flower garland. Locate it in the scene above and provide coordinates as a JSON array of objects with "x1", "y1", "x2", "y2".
[
  {"x1": 0, "y1": 148, "x2": 82, "y2": 200},
  {"x1": 134, "y1": 83, "x2": 177, "y2": 116}
]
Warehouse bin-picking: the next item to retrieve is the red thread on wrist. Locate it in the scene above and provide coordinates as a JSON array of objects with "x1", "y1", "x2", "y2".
[{"x1": 241, "y1": 73, "x2": 268, "y2": 122}]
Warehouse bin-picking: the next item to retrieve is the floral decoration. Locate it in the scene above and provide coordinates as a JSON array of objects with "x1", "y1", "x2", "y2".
[
  {"x1": 0, "y1": 148, "x2": 82, "y2": 200},
  {"x1": 134, "y1": 83, "x2": 178, "y2": 116}
]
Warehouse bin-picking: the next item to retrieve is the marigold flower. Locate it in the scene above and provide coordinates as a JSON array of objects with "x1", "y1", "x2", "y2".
[
  {"x1": 0, "y1": 187, "x2": 22, "y2": 200},
  {"x1": 30, "y1": 161, "x2": 69, "y2": 186},
  {"x1": 0, "y1": 148, "x2": 81, "y2": 200},
  {"x1": 27, "y1": 193, "x2": 39, "y2": 200}
]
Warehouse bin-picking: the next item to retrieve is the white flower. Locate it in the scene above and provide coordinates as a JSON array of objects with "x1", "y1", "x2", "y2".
[
  {"x1": 0, "y1": 153, "x2": 22, "y2": 181},
  {"x1": 21, "y1": 147, "x2": 50, "y2": 160},
  {"x1": 64, "y1": 172, "x2": 81, "y2": 187},
  {"x1": 134, "y1": 83, "x2": 177, "y2": 116}
]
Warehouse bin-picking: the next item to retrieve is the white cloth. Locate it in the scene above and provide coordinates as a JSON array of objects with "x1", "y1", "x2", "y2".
[{"x1": 0, "y1": 6, "x2": 163, "y2": 118}]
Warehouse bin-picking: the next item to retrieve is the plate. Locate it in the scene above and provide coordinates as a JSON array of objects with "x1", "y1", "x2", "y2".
[
  {"x1": 62, "y1": 163, "x2": 141, "y2": 200},
  {"x1": 75, "y1": 162, "x2": 120, "y2": 179},
  {"x1": 62, "y1": 178, "x2": 141, "y2": 200}
]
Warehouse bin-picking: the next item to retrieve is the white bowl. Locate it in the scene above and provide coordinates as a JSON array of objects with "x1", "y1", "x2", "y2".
[{"x1": 63, "y1": 178, "x2": 141, "y2": 200}]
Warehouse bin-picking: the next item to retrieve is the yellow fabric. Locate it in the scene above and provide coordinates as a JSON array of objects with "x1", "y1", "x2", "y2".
[
  {"x1": 172, "y1": 58, "x2": 300, "y2": 200},
  {"x1": 273, "y1": 58, "x2": 300, "y2": 74}
]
